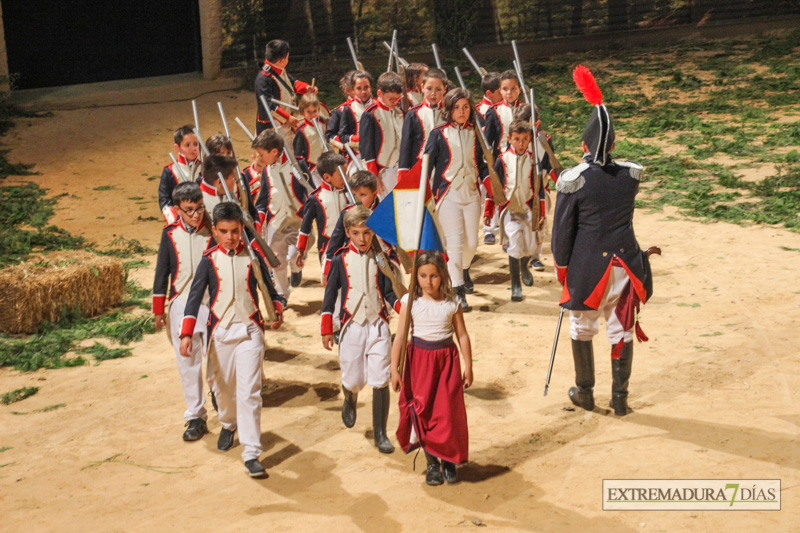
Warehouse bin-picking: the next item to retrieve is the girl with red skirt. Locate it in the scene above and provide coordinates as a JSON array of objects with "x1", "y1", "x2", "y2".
[{"x1": 391, "y1": 251, "x2": 474, "y2": 485}]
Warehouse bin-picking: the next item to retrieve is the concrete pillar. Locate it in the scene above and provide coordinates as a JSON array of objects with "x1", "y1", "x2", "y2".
[
  {"x1": 198, "y1": 0, "x2": 223, "y2": 79},
  {"x1": 0, "y1": 1, "x2": 10, "y2": 98}
]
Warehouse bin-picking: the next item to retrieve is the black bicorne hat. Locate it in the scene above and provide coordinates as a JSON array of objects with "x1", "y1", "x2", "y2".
[{"x1": 582, "y1": 104, "x2": 615, "y2": 166}]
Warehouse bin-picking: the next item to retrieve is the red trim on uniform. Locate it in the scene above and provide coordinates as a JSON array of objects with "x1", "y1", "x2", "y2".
[
  {"x1": 394, "y1": 300, "x2": 402, "y2": 314},
  {"x1": 321, "y1": 313, "x2": 334, "y2": 336},
  {"x1": 276, "y1": 107, "x2": 291, "y2": 120},
  {"x1": 181, "y1": 316, "x2": 197, "y2": 337},
  {"x1": 294, "y1": 80, "x2": 309, "y2": 94},
  {"x1": 297, "y1": 232, "x2": 309, "y2": 251},
  {"x1": 273, "y1": 300, "x2": 283, "y2": 316},
  {"x1": 367, "y1": 160, "x2": 380, "y2": 175},
  {"x1": 200, "y1": 180, "x2": 217, "y2": 196},
  {"x1": 583, "y1": 260, "x2": 614, "y2": 310},
  {"x1": 613, "y1": 256, "x2": 648, "y2": 304},
  {"x1": 153, "y1": 295, "x2": 166, "y2": 315}
]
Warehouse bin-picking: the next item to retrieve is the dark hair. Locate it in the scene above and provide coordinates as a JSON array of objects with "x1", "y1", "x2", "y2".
[
  {"x1": 251, "y1": 129, "x2": 284, "y2": 152},
  {"x1": 265, "y1": 40, "x2": 290, "y2": 63},
  {"x1": 340, "y1": 70, "x2": 356, "y2": 93},
  {"x1": 513, "y1": 103, "x2": 540, "y2": 123},
  {"x1": 405, "y1": 63, "x2": 428, "y2": 89},
  {"x1": 349, "y1": 170, "x2": 378, "y2": 192},
  {"x1": 412, "y1": 251, "x2": 454, "y2": 301},
  {"x1": 202, "y1": 155, "x2": 238, "y2": 185},
  {"x1": 174, "y1": 125, "x2": 196, "y2": 145},
  {"x1": 422, "y1": 68, "x2": 448, "y2": 88},
  {"x1": 172, "y1": 182, "x2": 203, "y2": 205},
  {"x1": 353, "y1": 70, "x2": 373, "y2": 86},
  {"x1": 343, "y1": 205, "x2": 372, "y2": 230},
  {"x1": 206, "y1": 133, "x2": 233, "y2": 156},
  {"x1": 317, "y1": 151, "x2": 347, "y2": 178},
  {"x1": 481, "y1": 72, "x2": 501, "y2": 94},
  {"x1": 377, "y1": 72, "x2": 403, "y2": 94},
  {"x1": 500, "y1": 70, "x2": 520, "y2": 84},
  {"x1": 508, "y1": 120, "x2": 532, "y2": 136},
  {"x1": 212, "y1": 202, "x2": 244, "y2": 226},
  {"x1": 443, "y1": 88, "x2": 475, "y2": 125}
]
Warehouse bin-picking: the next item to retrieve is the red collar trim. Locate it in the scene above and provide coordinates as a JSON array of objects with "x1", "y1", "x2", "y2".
[
  {"x1": 200, "y1": 180, "x2": 217, "y2": 195},
  {"x1": 218, "y1": 241, "x2": 246, "y2": 256},
  {"x1": 355, "y1": 96, "x2": 372, "y2": 106},
  {"x1": 175, "y1": 154, "x2": 199, "y2": 166},
  {"x1": 178, "y1": 215, "x2": 206, "y2": 232},
  {"x1": 374, "y1": 98, "x2": 391, "y2": 111},
  {"x1": 265, "y1": 61, "x2": 283, "y2": 75},
  {"x1": 480, "y1": 97, "x2": 493, "y2": 107},
  {"x1": 423, "y1": 99, "x2": 444, "y2": 110}
]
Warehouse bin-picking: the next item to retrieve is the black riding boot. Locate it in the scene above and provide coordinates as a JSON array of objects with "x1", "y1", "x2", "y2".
[
  {"x1": 509, "y1": 257, "x2": 523, "y2": 302},
  {"x1": 609, "y1": 342, "x2": 634, "y2": 416},
  {"x1": 463, "y1": 269, "x2": 474, "y2": 294},
  {"x1": 424, "y1": 451, "x2": 443, "y2": 485},
  {"x1": 342, "y1": 386, "x2": 358, "y2": 428},
  {"x1": 568, "y1": 339, "x2": 595, "y2": 411},
  {"x1": 455, "y1": 285, "x2": 470, "y2": 312},
  {"x1": 372, "y1": 386, "x2": 395, "y2": 453},
  {"x1": 520, "y1": 256, "x2": 534, "y2": 286}
]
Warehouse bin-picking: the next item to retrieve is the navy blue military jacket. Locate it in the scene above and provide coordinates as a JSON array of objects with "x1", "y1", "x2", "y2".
[{"x1": 551, "y1": 155, "x2": 652, "y2": 311}]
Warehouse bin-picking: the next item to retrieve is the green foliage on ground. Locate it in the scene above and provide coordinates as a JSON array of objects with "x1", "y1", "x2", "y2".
[{"x1": 1, "y1": 386, "x2": 39, "y2": 405}]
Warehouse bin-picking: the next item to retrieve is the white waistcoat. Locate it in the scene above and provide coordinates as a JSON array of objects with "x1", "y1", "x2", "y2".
[
  {"x1": 501, "y1": 150, "x2": 533, "y2": 214},
  {"x1": 439, "y1": 124, "x2": 480, "y2": 205},
  {"x1": 171, "y1": 223, "x2": 213, "y2": 305},
  {"x1": 318, "y1": 186, "x2": 349, "y2": 238},
  {"x1": 212, "y1": 248, "x2": 259, "y2": 329},
  {"x1": 495, "y1": 103, "x2": 516, "y2": 153},
  {"x1": 267, "y1": 160, "x2": 300, "y2": 229},
  {"x1": 413, "y1": 104, "x2": 445, "y2": 161},
  {"x1": 372, "y1": 105, "x2": 403, "y2": 168},
  {"x1": 342, "y1": 250, "x2": 382, "y2": 326}
]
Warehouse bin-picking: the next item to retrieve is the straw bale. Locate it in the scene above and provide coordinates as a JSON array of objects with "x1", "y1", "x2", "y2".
[{"x1": 0, "y1": 251, "x2": 125, "y2": 334}]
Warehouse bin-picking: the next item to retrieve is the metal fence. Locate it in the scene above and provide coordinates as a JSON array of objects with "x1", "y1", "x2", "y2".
[{"x1": 220, "y1": 0, "x2": 800, "y2": 69}]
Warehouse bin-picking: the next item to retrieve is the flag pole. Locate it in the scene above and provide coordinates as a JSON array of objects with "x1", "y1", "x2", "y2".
[{"x1": 396, "y1": 153, "x2": 430, "y2": 376}]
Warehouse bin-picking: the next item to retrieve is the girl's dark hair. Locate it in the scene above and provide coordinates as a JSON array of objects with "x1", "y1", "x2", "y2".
[
  {"x1": 413, "y1": 251, "x2": 454, "y2": 301},
  {"x1": 443, "y1": 88, "x2": 475, "y2": 125},
  {"x1": 405, "y1": 63, "x2": 428, "y2": 89},
  {"x1": 340, "y1": 70, "x2": 356, "y2": 93},
  {"x1": 353, "y1": 70, "x2": 374, "y2": 86}
]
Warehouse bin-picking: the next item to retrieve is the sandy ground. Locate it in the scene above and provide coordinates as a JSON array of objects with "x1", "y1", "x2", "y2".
[{"x1": 1, "y1": 89, "x2": 799, "y2": 532}]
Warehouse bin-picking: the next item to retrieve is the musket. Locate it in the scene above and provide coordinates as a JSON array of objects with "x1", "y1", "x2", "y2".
[
  {"x1": 454, "y1": 67, "x2": 508, "y2": 205},
  {"x1": 382, "y1": 41, "x2": 409, "y2": 69},
  {"x1": 346, "y1": 37, "x2": 364, "y2": 71},
  {"x1": 431, "y1": 43, "x2": 443, "y2": 70},
  {"x1": 461, "y1": 48, "x2": 487, "y2": 77},
  {"x1": 387, "y1": 30, "x2": 398, "y2": 73},
  {"x1": 270, "y1": 98, "x2": 299, "y2": 111},
  {"x1": 168, "y1": 152, "x2": 214, "y2": 230},
  {"x1": 258, "y1": 95, "x2": 315, "y2": 194},
  {"x1": 214, "y1": 103, "x2": 282, "y2": 268},
  {"x1": 536, "y1": 130, "x2": 565, "y2": 179},
  {"x1": 344, "y1": 144, "x2": 414, "y2": 274},
  {"x1": 530, "y1": 87, "x2": 541, "y2": 232},
  {"x1": 511, "y1": 41, "x2": 530, "y2": 104}
]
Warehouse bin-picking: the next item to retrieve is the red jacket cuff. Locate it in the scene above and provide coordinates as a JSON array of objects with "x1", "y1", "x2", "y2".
[
  {"x1": 297, "y1": 233, "x2": 309, "y2": 251},
  {"x1": 484, "y1": 199, "x2": 495, "y2": 219},
  {"x1": 180, "y1": 316, "x2": 197, "y2": 337},
  {"x1": 273, "y1": 300, "x2": 283, "y2": 317},
  {"x1": 540, "y1": 199, "x2": 546, "y2": 216},
  {"x1": 152, "y1": 295, "x2": 166, "y2": 315},
  {"x1": 556, "y1": 266, "x2": 568, "y2": 285},
  {"x1": 393, "y1": 300, "x2": 402, "y2": 314},
  {"x1": 350, "y1": 134, "x2": 359, "y2": 143},
  {"x1": 321, "y1": 313, "x2": 333, "y2": 336},
  {"x1": 550, "y1": 169, "x2": 558, "y2": 182},
  {"x1": 294, "y1": 80, "x2": 309, "y2": 94},
  {"x1": 323, "y1": 258, "x2": 331, "y2": 279},
  {"x1": 276, "y1": 107, "x2": 291, "y2": 121}
]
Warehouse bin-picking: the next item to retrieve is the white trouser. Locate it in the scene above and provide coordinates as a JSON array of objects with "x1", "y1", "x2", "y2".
[
  {"x1": 266, "y1": 222, "x2": 302, "y2": 299},
  {"x1": 438, "y1": 193, "x2": 481, "y2": 286},
  {"x1": 168, "y1": 298, "x2": 209, "y2": 420},
  {"x1": 504, "y1": 210, "x2": 536, "y2": 259},
  {"x1": 569, "y1": 266, "x2": 633, "y2": 344},
  {"x1": 338, "y1": 319, "x2": 392, "y2": 392},
  {"x1": 378, "y1": 167, "x2": 398, "y2": 197},
  {"x1": 209, "y1": 321, "x2": 265, "y2": 462}
]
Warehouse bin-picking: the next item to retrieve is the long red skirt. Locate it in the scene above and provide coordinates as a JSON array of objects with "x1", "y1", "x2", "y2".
[{"x1": 396, "y1": 337, "x2": 469, "y2": 464}]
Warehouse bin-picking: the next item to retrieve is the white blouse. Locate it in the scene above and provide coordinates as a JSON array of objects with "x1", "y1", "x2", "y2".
[{"x1": 401, "y1": 293, "x2": 459, "y2": 342}]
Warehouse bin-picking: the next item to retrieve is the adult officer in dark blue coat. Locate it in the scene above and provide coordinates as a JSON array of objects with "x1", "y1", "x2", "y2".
[{"x1": 551, "y1": 67, "x2": 653, "y2": 417}]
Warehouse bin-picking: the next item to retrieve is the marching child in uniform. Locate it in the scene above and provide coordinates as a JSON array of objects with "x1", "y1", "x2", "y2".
[
  {"x1": 180, "y1": 202, "x2": 285, "y2": 478},
  {"x1": 255, "y1": 39, "x2": 317, "y2": 137},
  {"x1": 158, "y1": 125, "x2": 201, "y2": 224},
  {"x1": 296, "y1": 152, "x2": 349, "y2": 274},
  {"x1": 405, "y1": 63, "x2": 429, "y2": 107},
  {"x1": 294, "y1": 93, "x2": 327, "y2": 187},
  {"x1": 359, "y1": 72, "x2": 404, "y2": 195},
  {"x1": 391, "y1": 251, "x2": 473, "y2": 485},
  {"x1": 483, "y1": 120, "x2": 544, "y2": 302},
  {"x1": 323, "y1": 170, "x2": 381, "y2": 280},
  {"x1": 398, "y1": 69, "x2": 447, "y2": 174},
  {"x1": 199, "y1": 154, "x2": 258, "y2": 221},
  {"x1": 477, "y1": 72, "x2": 503, "y2": 245},
  {"x1": 483, "y1": 70, "x2": 523, "y2": 158},
  {"x1": 253, "y1": 130, "x2": 308, "y2": 299},
  {"x1": 244, "y1": 149, "x2": 266, "y2": 200},
  {"x1": 337, "y1": 71, "x2": 374, "y2": 166},
  {"x1": 153, "y1": 182, "x2": 214, "y2": 441},
  {"x1": 476, "y1": 72, "x2": 502, "y2": 126},
  {"x1": 206, "y1": 133, "x2": 233, "y2": 157},
  {"x1": 326, "y1": 71, "x2": 356, "y2": 147},
  {"x1": 424, "y1": 88, "x2": 490, "y2": 311},
  {"x1": 322, "y1": 206, "x2": 401, "y2": 454}
]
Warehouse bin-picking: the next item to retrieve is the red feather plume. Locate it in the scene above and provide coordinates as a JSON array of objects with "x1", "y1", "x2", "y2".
[{"x1": 573, "y1": 65, "x2": 602, "y2": 106}]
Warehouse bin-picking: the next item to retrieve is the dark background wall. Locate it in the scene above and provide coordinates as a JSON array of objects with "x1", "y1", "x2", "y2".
[{"x1": 2, "y1": 0, "x2": 202, "y2": 89}]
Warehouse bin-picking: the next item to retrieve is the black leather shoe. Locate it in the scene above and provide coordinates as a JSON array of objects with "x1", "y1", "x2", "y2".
[
  {"x1": 426, "y1": 462, "x2": 444, "y2": 486},
  {"x1": 454, "y1": 286, "x2": 470, "y2": 312},
  {"x1": 217, "y1": 428, "x2": 235, "y2": 451},
  {"x1": 342, "y1": 387, "x2": 358, "y2": 428},
  {"x1": 290, "y1": 271, "x2": 302, "y2": 287},
  {"x1": 463, "y1": 269, "x2": 474, "y2": 294},
  {"x1": 182, "y1": 418, "x2": 208, "y2": 442},
  {"x1": 442, "y1": 460, "x2": 458, "y2": 484},
  {"x1": 244, "y1": 459, "x2": 268, "y2": 478}
]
